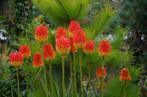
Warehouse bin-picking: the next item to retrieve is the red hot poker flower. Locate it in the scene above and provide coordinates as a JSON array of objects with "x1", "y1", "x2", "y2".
[
  {"x1": 56, "y1": 27, "x2": 67, "y2": 39},
  {"x1": 96, "y1": 67, "x2": 107, "y2": 78},
  {"x1": 19, "y1": 44, "x2": 31, "y2": 57},
  {"x1": 120, "y1": 68, "x2": 132, "y2": 81},
  {"x1": 83, "y1": 40, "x2": 95, "y2": 54},
  {"x1": 56, "y1": 37, "x2": 71, "y2": 55},
  {"x1": 98, "y1": 39, "x2": 110, "y2": 57},
  {"x1": 9, "y1": 52, "x2": 24, "y2": 67},
  {"x1": 32, "y1": 52, "x2": 44, "y2": 67},
  {"x1": 73, "y1": 29, "x2": 86, "y2": 49},
  {"x1": 35, "y1": 25, "x2": 48, "y2": 42},
  {"x1": 70, "y1": 38, "x2": 77, "y2": 53},
  {"x1": 43, "y1": 43, "x2": 55, "y2": 60},
  {"x1": 68, "y1": 20, "x2": 81, "y2": 37}
]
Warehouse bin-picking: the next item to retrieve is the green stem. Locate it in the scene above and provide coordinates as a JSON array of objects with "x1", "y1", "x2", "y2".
[
  {"x1": 34, "y1": 68, "x2": 42, "y2": 82},
  {"x1": 88, "y1": 59, "x2": 92, "y2": 96},
  {"x1": 62, "y1": 56, "x2": 65, "y2": 97},
  {"x1": 73, "y1": 53, "x2": 77, "y2": 97},
  {"x1": 79, "y1": 51, "x2": 84, "y2": 97},
  {"x1": 44, "y1": 66, "x2": 49, "y2": 97},
  {"x1": 16, "y1": 68, "x2": 21, "y2": 97},
  {"x1": 101, "y1": 65, "x2": 104, "y2": 97},
  {"x1": 70, "y1": 55, "x2": 73, "y2": 97},
  {"x1": 88, "y1": 61, "x2": 91, "y2": 80},
  {"x1": 11, "y1": 84, "x2": 14, "y2": 97},
  {"x1": 49, "y1": 62, "x2": 53, "y2": 97},
  {"x1": 123, "y1": 81, "x2": 126, "y2": 97},
  {"x1": 101, "y1": 56, "x2": 104, "y2": 97}
]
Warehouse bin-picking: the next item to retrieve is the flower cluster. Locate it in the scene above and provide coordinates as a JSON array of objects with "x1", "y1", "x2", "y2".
[
  {"x1": 96, "y1": 67, "x2": 107, "y2": 78},
  {"x1": 56, "y1": 37, "x2": 71, "y2": 55},
  {"x1": 98, "y1": 39, "x2": 111, "y2": 57},
  {"x1": 35, "y1": 25, "x2": 48, "y2": 42},
  {"x1": 120, "y1": 68, "x2": 131, "y2": 81},
  {"x1": 32, "y1": 52, "x2": 44, "y2": 67},
  {"x1": 83, "y1": 40, "x2": 95, "y2": 54},
  {"x1": 73, "y1": 29, "x2": 86, "y2": 49},
  {"x1": 9, "y1": 52, "x2": 24, "y2": 67},
  {"x1": 43, "y1": 43, "x2": 55, "y2": 60},
  {"x1": 9, "y1": 24, "x2": 55, "y2": 68},
  {"x1": 19, "y1": 45, "x2": 31, "y2": 57},
  {"x1": 68, "y1": 20, "x2": 81, "y2": 37},
  {"x1": 55, "y1": 20, "x2": 95, "y2": 55},
  {"x1": 8, "y1": 20, "x2": 132, "y2": 97}
]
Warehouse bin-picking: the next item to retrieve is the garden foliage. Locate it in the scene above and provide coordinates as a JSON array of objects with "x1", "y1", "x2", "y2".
[{"x1": 0, "y1": 0, "x2": 142, "y2": 97}]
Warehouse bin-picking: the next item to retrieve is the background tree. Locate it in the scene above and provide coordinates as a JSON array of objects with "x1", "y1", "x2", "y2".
[{"x1": 119, "y1": 0, "x2": 147, "y2": 96}]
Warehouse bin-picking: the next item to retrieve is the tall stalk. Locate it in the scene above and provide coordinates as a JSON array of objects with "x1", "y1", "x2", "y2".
[
  {"x1": 101, "y1": 56, "x2": 104, "y2": 97},
  {"x1": 101, "y1": 65, "x2": 104, "y2": 97},
  {"x1": 62, "y1": 56, "x2": 65, "y2": 97},
  {"x1": 73, "y1": 53, "x2": 77, "y2": 97},
  {"x1": 123, "y1": 81, "x2": 126, "y2": 97},
  {"x1": 16, "y1": 68, "x2": 21, "y2": 97},
  {"x1": 44, "y1": 65, "x2": 49, "y2": 97},
  {"x1": 70, "y1": 55, "x2": 73, "y2": 97},
  {"x1": 88, "y1": 59, "x2": 92, "y2": 96},
  {"x1": 49, "y1": 61, "x2": 53, "y2": 97},
  {"x1": 79, "y1": 51, "x2": 84, "y2": 97}
]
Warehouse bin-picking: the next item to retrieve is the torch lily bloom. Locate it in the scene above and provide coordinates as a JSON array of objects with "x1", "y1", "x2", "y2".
[
  {"x1": 43, "y1": 43, "x2": 55, "y2": 60},
  {"x1": 70, "y1": 38, "x2": 77, "y2": 53},
  {"x1": 35, "y1": 25, "x2": 48, "y2": 42},
  {"x1": 56, "y1": 37, "x2": 71, "y2": 55},
  {"x1": 96, "y1": 67, "x2": 107, "y2": 78},
  {"x1": 56, "y1": 27, "x2": 67, "y2": 39},
  {"x1": 120, "y1": 68, "x2": 132, "y2": 81},
  {"x1": 32, "y1": 52, "x2": 44, "y2": 67},
  {"x1": 9, "y1": 52, "x2": 24, "y2": 67},
  {"x1": 98, "y1": 39, "x2": 111, "y2": 57},
  {"x1": 83, "y1": 40, "x2": 95, "y2": 54},
  {"x1": 68, "y1": 20, "x2": 81, "y2": 37},
  {"x1": 73, "y1": 29, "x2": 86, "y2": 49},
  {"x1": 19, "y1": 44, "x2": 31, "y2": 57}
]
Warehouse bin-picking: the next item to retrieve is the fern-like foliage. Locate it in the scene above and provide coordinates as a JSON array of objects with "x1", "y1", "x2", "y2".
[
  {"x1": 32, "y1": 0, "x2": 90, "y2": 25},
  {"x1": 89, "y1": 4, "x2": 116, "y2": 38}
]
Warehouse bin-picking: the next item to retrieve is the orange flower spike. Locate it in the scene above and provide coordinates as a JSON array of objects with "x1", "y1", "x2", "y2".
[
  {"x1": 56, "y1": 27, "x2": 67, "y2": 39},
  {"x1": 32, "y1": 52, "x2": 44, "y2": 67},
  {"x1": 98, "y1": 39, "x2": 111, "y2": 57},
  {"x1": 70, "y1": 38, "x2": 77, "y2": 53},
  {"x1": 19, "y1": 44, "x2": 31, "y2": 57},
  {"x1": 35, "y1": 25, "x2": 48, "y2": 42},
  {"x1": 9, "y1": 52, "x2": 24, "y2": 67},
  {"x1": 73, "y1": 29, "x2": 86, "y2": 49},
  {"x1": 84, "y1": 40, "x2": 95, "y2": 54},
  {"x1": 56, "y1": 37, "x2": 71, "y2": 55},
  {"x1": 43, "y1": 43, "x2": 55, "y2": 60},
  {"x1": 68, "y1": 20, "x2": 81, "y2": 37},
  {"x1": 120, "y1": 68, "x2": 132, "y2": 81},
  {"x1": 96, "y1": 67, "x2": 107, "y2": 78}
]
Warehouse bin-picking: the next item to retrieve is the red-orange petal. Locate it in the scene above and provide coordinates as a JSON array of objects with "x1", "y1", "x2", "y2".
[
  {"x1": 120, "y1": 68, "x2": 132, "y2": 81},
  {"x1": 55, "y1": 27, "x2": 67, "y2": 39},
  {"x1": 35, "y1": 25, "x2": 48, "y2": 42},
  {"x1": 19, "y1": 44, "x2": 31, "y2": 57},
  {"x1": 43, "y1": 43, "x2": 55, "y2": 60},
  {"x1": 32, "y1": 52, "x2": 44, "y2": 67},
  {"x1": 73, "y1": 29, "x2": 86, "y2": 49},
  {"x1": 83, "y1": 40, "x2": 95, "y2": 54},
  {"x1": 96, "y1": 67, "x2": 107, "y2": 78},
  {"x1": 68, "y1": 20, "x2": 81, "y2": 37},
  {"x1": 98, "y1": 39, "x2": 111, "y2": 57},
  {"x1": 56, "y1": 37, "x2": 71, "y2": 55},
  {"x1": 9, "y1": 52, "x2": 24, "y2": 67}
]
